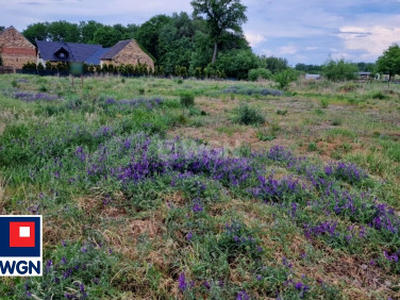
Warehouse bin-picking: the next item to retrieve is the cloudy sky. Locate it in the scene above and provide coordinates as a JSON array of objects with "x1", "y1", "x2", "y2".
[{"x1": 2, "y1": 0, "x2": 400, "y2": 65}]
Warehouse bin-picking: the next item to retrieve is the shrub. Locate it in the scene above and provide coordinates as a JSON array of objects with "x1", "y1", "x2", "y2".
[
  {"x1": 371, "y1": 91, "x2": 388, "y2": 100},
  {"x1": 180, "y1": 92, "x2": 195, "y2": 116},
  {"x1": 274, "y1": 69, "x2": 299, "y2": 89},
  {"x1": 320, "y1": 99, "x2": 329, "y2": 108},
  {"x1": 233, "y1": 104, "x2": 265, "y2": 126},
  {"x1": 308, "y1": 142, "x2": 318, "y2": 151},
  {"x1": 331, "y1": 117, "x2": 342, "y2": 126},
  {"x1": 248, "y1": 68, "x2": 272, "y2": 81},
  {"x1": 180, "y1": 92, "x2": 195, "y2": 108},
  {"x1": 277, "y1": 109, "x2": 288, "y2": 116},
  {"x1": 323, "y1": 59, "x2": 358, "y2": 81}
]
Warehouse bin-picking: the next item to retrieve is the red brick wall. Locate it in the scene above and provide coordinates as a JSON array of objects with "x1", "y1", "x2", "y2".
[{"x1": 0, "y1": 27, "x2": 36, "y2": 69}]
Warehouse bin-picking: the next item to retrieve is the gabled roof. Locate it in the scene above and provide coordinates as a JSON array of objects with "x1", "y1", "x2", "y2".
[
  {"x1": 100, "y1": 40, "x2": 131, "y2": 60},
  {"x1": 36, "y1": 40, "x2": 107, "y2": 64},
  {"x1": 0, "y1": 26, "x2": 36, "y2": 49},
  {"x1": 86, "y1": 48, "x2": 110, "y2": 65}
]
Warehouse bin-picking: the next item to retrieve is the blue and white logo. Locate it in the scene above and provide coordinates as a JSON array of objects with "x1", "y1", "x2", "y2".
[{"x1": 0, "y1": 215, "x2": 42, "y2": 276}]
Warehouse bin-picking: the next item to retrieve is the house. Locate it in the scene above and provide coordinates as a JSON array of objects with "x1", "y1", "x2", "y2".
[
  {"x1": 305, "y1": 74, "x2": 321, "y2": 80},
  {"x1": 36, "y1": 41, "x2": 109, "y2": 66},
  {"x1": 0, "y1": 26, "x2": 36, "y2": 70},
  {"x1": 357, "y1": 72, "x2": 371, "y2": 80},
  {"x1": 100, "y1": 39, "x2": 154, "y2": 71}
]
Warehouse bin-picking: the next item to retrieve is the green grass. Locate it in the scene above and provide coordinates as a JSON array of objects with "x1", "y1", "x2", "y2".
[{"x1": 0, "y1": 74, "x2": 400, "y2": 299}]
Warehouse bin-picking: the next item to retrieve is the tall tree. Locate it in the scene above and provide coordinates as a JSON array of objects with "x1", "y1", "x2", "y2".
[
  {"x1": 135, "y1": 15, "x2": 171, "y2": 61},
  {"x1": 323, "y1": 59, "x2": 358, "y2": 81},
  {"x1": 191, "y1": 0, "x2": 247, "y2": 64},
  {"x1": 23, "y1": 22, "x2": 49, "y2": 43},
  {"x1": 47, "y1": 21, "x2": 80, "y2": 42},
  {"x1": 79, "y1": 21, "x2": 104, "y2": 43},
  {"x1": 377, "y1": 44, "x2": 400, "y2": 81},
  {"x1": 92, "y1": 26, "x2": 123, "y2": 47}
]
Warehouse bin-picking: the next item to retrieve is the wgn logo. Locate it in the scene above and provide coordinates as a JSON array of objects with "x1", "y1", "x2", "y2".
[{"x1": 0, "y1": 216, "x2": 42, "y2": 276}]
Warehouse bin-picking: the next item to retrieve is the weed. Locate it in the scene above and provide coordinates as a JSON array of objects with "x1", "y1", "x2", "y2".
[
  {"x1": 331, "y1": 117, "x2": 342, "y2": 126},
  {"x1": 232, "y1": 104, "x2": 265, "y2": 126},
  {"x1": 371, "y1": 91, "x2": 388, "y2": 100},
  {"x1": 320, "y1": 99, "x2": 329, "y2": 108},
  {"x1": 277, "y1": 109, "x2": 288, "y2": 116},
  {"x1": 308, "y1": 142, "x2": 318, "y2": 151}
]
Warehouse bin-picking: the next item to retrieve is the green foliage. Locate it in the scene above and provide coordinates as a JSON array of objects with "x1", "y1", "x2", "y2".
[
  {"x1": 371, "y1": 91, "x2": 388, "y2": 100},
  {"x1": 23, "y1": 21, "x2": 136, "y2": 46},
  {"x1": 12, "y1": 242, "x2": 118, "y2": 299},
  {"x1": 376, "y1": 44, "x2": 400, "y2": 81},
  {"x1": 216, "y1": 49, "x2": 258, "y2": 80},
  {"x1": 180, "y1": 92, "x2": 195, "y2": 109},
  {"x1": 232, "y1": 104, "x2": 265, "y2": 125},
  {"x1": 295, "y1": 63, "x2": 323, "y2": 74},
  {"x1": 248, "y1": 68, "x2": 272, "y2": 81},
  {"x1": 277, "y1": 109, "x2": 288, "y2": 116},
  {"x1": 308, "y1": 142, "x2": 318, "y2": 151},
  {"x1": 262, "y1": 56, "x2": 289, "y2": 74},
  {"x1": 191, "y1": 0, "x2": 248, "y2": 64},
  {"x1": 320, "y1": 99, "x2": 329, "y2": 108},
  {"x1": 323, "y1": 59, "x2": 358, "y2": 81},
  {"x1": 274, "y1": 69, "x2": 299, "y2": 89}
]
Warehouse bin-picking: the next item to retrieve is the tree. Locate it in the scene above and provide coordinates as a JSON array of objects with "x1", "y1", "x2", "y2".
[
  {"x1": 191, "y1": 0, "x2": 247, "y2": 64},
  {"x1": 216, "y1": 48, "x2": 258, "y2": 80},
  {"x1": 323, "y1": 59, "x2": 358, "y2": 81},
  {"x1": 92, "y1": 26, "x2": 123, "y2": 47},
  {"x1": 274, "y1": 69, "x2": 299, "y2": 89},
  {"x1": 135, "y1": 15, "x2": 171, "y2": 61},
  {"x1": 262, "y1": 56, "x2": 288, "y2": 74},
  {"x1": 295, "y1": 63, "x2": 323, "y2": 74},
  {"x1": 376, "y1": 44, "x2": 400, "y2": 81},
  {"x1": 23, "y1": 23, "x2": 49, "y2": 43},
  {"x1": 79, "y1": 21, "x2": 104, "y2": 43},
  {"x1": 47, "y1": 21, "x2": 80, "y2": 42}
]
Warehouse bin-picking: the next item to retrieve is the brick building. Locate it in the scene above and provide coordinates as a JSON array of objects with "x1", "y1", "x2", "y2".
[
  {"x1": 100, "y1": 40, "x2": 154, "y2": 70},
  {"x1": 0, "y1": 26, "x2": 36, "y2": 70}
]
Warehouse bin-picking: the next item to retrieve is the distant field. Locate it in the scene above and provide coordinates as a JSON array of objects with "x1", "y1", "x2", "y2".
[{"x1": 0, "y1": 74, "x2": 400, "y2": 299}]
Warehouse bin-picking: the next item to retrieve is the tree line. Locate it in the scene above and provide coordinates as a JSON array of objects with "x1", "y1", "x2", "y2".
[{"x1": 1, "y1": 0, "x2": 399, "y2": 81}]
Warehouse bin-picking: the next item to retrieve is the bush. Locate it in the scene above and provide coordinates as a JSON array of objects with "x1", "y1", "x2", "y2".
[
  {"x1": 180, "y1": 92, "x2": 195, "y2": 117},
  {"x1": 320, "y1": 99, "x2": 329, "y2": 108},
  {"x1": 180, "y1": 92, "x2": 195, "y2": 108},
  {"x1": 323, "y1": 59, "x2": 358, "y2": 81},
  {"x1": 274, "y1": 69, "x2": 299, "y2": 89},
  {"x1": 248, "y1": 68, "x2": 272, "y2": 81},
  {"x1": 371, "y1": 91, "x2": 388, "y2": 100},
  {"x1": 233, "y1": 104, "x2": 265, "y2": 126}
]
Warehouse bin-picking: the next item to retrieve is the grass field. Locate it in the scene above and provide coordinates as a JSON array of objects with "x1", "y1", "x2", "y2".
[{"x1": 0, "y1": 74, "x2": 400, "y2": 299}]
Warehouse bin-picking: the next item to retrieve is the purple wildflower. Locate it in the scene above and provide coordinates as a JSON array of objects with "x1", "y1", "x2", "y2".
[
  {"x1": 237, "y1": 290, "x2": 250, "y2": 300},
  {"x1": 178, "y1": 273, "x2": 187, "y2": 291}
]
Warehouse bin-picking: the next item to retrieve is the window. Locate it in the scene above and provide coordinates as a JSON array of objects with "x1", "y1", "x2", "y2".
[{"x1": 59, "y1": 53, "x2": 65, "y2": 58}]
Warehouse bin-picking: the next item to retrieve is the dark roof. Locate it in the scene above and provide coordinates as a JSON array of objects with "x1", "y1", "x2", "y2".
[
  {"x1": 36, "y1": 41, "x2": 106, "y2": 64},
  {"x1": 85, "y1": 48, "x2": 110, "y2": 65},
  {"x1": 100, "y1": 40, "x2": 131, "y2": 60},
  {"x1": 358, "y1": 72, "x2": 371, "y2": 75}
]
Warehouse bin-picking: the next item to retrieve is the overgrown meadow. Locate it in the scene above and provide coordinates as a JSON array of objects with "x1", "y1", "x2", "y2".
[{"x1": 0, "y1": 75, "x2": 400, "y2": 299}]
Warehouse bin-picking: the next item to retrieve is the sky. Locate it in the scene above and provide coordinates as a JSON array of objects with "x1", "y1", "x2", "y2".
[{"x1": 1, "y1": 0, "x2": 400, "y2": 65}]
